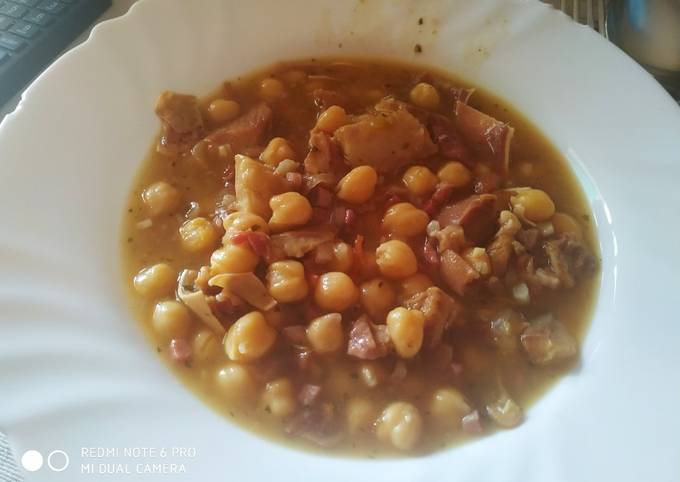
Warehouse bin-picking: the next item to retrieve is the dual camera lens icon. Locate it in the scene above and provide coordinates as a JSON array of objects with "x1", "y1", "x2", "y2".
[{"x1": 21, "y1": 450, "x2": 70, "y2": 472}]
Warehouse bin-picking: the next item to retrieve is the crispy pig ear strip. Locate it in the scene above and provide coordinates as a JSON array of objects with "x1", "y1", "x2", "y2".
[
  {"x1": 177, "y1": 269, "x2": 225, "y2": 335},
  {"x1": 234, "y1": 154, "x2": 286, "y2": 219},
  {"x1": 455, "y1": 100, "x2": 514, "y2": 174},
  {"x1": 209, "y1": 273, "x2": 277, "y2": 311}
]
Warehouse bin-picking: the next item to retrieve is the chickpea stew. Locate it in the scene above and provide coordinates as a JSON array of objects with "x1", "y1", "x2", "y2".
[{"x1": 122, "y1": 59, "x2": 599, "y2": 456}]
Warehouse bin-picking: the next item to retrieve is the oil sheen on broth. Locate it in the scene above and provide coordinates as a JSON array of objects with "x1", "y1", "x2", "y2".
[{"x1": 121, "y1": 59, "x2": 599, "y2": 456}]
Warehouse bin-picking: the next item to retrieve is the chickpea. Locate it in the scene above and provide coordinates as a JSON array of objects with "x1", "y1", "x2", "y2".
[
  {"x1": 346, "y1": 397, "x2": 377, "y2": 434},
  {"x1": 510, "y1": 189, "x2": 555, "y2": 222},
  {"x1": 192, "y1": 329, "x2": 223, "y2": 362},
  {"x1": 360, "y1": 278, "x2": 397, "y2": 321},
  {"x1": 224, "y1": 311, "x2": 277, "y2": 362},
  {"x1": 141, "y1": 181, "x2": 179, "y2": 217},
  {"x1": 336, "y1": 165, "x2": 378, "y2": 204},
  {"x1": 260, "y1": 137, "x2": 296, "y2": 167},
  {"x1": 152, "y1": 300, "x2": 191, "y2": 340},
  {"x1": 261, "y1": 377, "x2": 296, "y2": 418},
  {"x1": 266, "y1": 260, "x2": 308, "y2": 302},
  {"x1": 314, "y1": 272, "x2": 358, "y2": 312},
  {"x1": 268, "y1": 192, "x2": 312, "y2": 232},
  {"x1": 306, "y1": 313, "x2": 343, "y2": 354},
  {"x1": 259, "y1": 78, "x2": 286, "y2": 103},
  {"x1": 375, "y1": 240, "x2": 418, "y2": 279},
  {"x1": 210, "y1": 243, "x2": 259, "y2": 275},
  {"x1": 215, "y1": 363, "x2": 255, "y2": 402},
  {"x1": 386, "y1": 307, "x2": 425, "y2": 358},
  {"x1": 382, "y1": 202, "x2": 429, "y2": 237},
  {"x1": 552, "y1": 212, "x2": 583, "y2": 238},
  {"x1": 399, "y1": 273, "x2": 434, "y2": 302},
  {"x1": 430, "y1": 388, "x2": 471, "y2": 427},
  {"x1": 409, "y1": 82, "x2": 440, "y2": 110},
  {"x1": 437, "y1": 161, "x2": 472, "y2": 187},
  {"x1": 222, "y1": 211, "x2": 269, "y2": 235},
  {"x1": 133, "y1": 263, "x2": 176, "y2": 298},
  {"x1": 328, "y1": 241, "x2": 354, "y2": 272},
  {"x1": 376, "y1": 402, "x2": 423, "y2": 450},
  {"x1": 402, "y1": 165, "x2": 438, "y2": 197},
  {"x1": 179, "y1": 217, "x2": 218, "y2": 252},
  {"x1": 316, "y1": 105, "x2": 350, "y2": 133},
  {"x1": 207, "y1": 99, "x2": 240, "y2": 124}
]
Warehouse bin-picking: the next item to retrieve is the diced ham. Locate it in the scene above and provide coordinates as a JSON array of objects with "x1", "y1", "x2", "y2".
[
  {"x1": 454, "y1": 101, "x2": 514, "y2": 175},
  {"x1": 169, "y1": 338, "x2": 192, "y2": 363},
  {"x1": 437, "y1": 194, "x2": 498, "y2": 245},
  {"x1": 334, "y1": 102, "x2": 436, "y2": 173},
  {"x1": 308, "y1": 185, "x2": 334, "y2": 208},
  {"x1": 385, "y1": 194, "x2": 403, "y2": 208},
  {"x1": 205, "y1": 102, "x2": 273, "y2": 152},
  {"x1": 520, "y1": 314, "x2": 577, "y2": 365},
  {"x1": 347, "y1": 316, "x2": 391, "y2": 360},
  {"x1": 285, "y1": 172, "x2": 303, "y2": 191},
  {"x1": 298, "y1": 384, "x2": 322, "y2": 406},
  {"x1": 423, "y1": 183, "x2": 454, "y2": 217},
  {"x1": 440, "y1": 249, "x2": 480, "y2": 296},
  {"x1": 422, "y1": 236, "x2": 440, "y2": 268},
  {"x1": 428, "y1": 115, "x2": 474, "y2": 167},
  {"x1": 230, "y1": 230, "x2": 271, "y2": 258},
  {"x1": 344, "y1": 208, "x2": 357, "y2": 227},
  {"x1": 270, "y1": 226, "x2": 337, "y2": 258},
  {"x1": 284, "y1": 403, "x2": 342, "y2": 447},
  {"x1": 404, "y1": 287, "x2": 462, "y2": 347}
]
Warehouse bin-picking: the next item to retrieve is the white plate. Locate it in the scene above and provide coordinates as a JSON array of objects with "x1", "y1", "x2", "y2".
[{"x1": 1, "y1": 0, "x2": 679, "y2": 481}]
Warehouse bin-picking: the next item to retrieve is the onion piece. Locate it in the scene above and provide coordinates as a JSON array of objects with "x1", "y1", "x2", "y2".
[
  {"x1": 177, "y1": 269, "x2": 225, "y2": 335},
  {"x1": 209, "y1": 272, "x2": 277, "y2": 311}
]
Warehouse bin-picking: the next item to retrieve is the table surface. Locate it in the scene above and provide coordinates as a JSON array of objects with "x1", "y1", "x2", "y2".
[
  {"x1": 0, "y1": 3, "x2": 137, "y2": 481},
  {"x1": 0, "y1": 0, "x2": 138, "y2": 121}
]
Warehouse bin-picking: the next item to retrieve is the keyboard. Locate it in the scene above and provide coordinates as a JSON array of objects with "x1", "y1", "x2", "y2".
[{"x1": 0, "y1": 0, "x2": 112, "y2": 107}]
